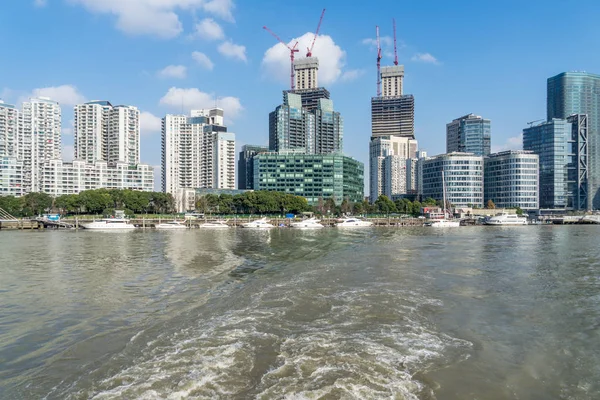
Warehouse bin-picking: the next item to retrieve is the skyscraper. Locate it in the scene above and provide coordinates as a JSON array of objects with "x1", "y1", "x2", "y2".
[
  {"x1": 74, "y1": 101, "x2": 140, "y2": 165},
  {"x1": 446, "y1": 113, "x2": 491, "y2": 156},
  {"x1": 369, "y1": 62, "x2": 416, "y2": 202},
  {"x1": 294, "y1": 57, "x2": 319, "y2": 90},
  {"x1": 269, "y1": 92, "x2": 342, "y2": 155},
  {"x1": 523, "y1": 119, "x2": 571, "y2": 209},
  {"x1": 161, "y1": 108, "x2": 235, "y2": 198},
  {"x1": 0, "y1": 101, "x2": 20, "y2": 158},
  {"x1": 547, "y1": 72, "x2": 600, "y2": 208},
  {"x1": 238, "y1": 144, "x2": 268, "y2": 190},
  {"x1": 21, "y1": 97, "x2": 62, "y2": 192}
]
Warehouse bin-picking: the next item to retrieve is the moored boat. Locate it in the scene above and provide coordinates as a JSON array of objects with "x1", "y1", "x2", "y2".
[
  {"x1": 155, "y1": 220, "x2": 187, "y2": 229},
  {"x1": 484, "y1": 212, "x2": 528, "y2": 226},
  {"x1": 241, "y1": 218, "x2": 274, "y2": 229},
  {"x1": 81, "y1": 218, "x2": 136, "y2": 230},
  {"x1": 290, "y1": 217, "x2": 324, "y2": 229},
  {"x1": 335, "y1": 217, "x2": 373, "y2": 228},
  {"x1": 199, "y1": 220, "x2": 229, "y2": 228}
]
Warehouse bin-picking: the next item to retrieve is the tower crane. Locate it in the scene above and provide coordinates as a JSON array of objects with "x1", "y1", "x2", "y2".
[
  {"x1": 263, "y1": 26, "x2": 299, "y2": 90},
  {"x1": 376, "y1": 25, "x2": 382, "y2": 96},
  {"x1": 393, "y1": 18, "x2": 399, "y2": 66},
  {"x1": 307, "y1": 8, "x2": 326, "y2": 57}
]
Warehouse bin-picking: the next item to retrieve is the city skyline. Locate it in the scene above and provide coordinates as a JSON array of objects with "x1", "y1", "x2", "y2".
[{"x1": 2, "y1": 1, "x2": 600, "y2": 192}]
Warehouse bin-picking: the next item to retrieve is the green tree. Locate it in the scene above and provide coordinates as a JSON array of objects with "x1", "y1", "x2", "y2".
[
  {"x1": 515, "y1": 206, "x2": 524, "y2": 215},
  {"x1": 79, "y1": 189, "x2": 112, "y2": 214},
  {"x1": 486, "y1": 199, "x2": 496, "y2": 209},
  {"x1": 375, "y1": 195, "x2": 396, "y2": 214},
  {"x1": 411, "y1": 200, "x2": 422, "y2": 217},
  {"x1": 340, "y1": 197, "x2": 352, "y2": 215},
  {"x1": 324, "y1": 197, "x2": 336, "y2": 215},
  {"x1": 0, "y1": 195, "x2": 24, "y2": 217},
  {"x1": 22, "y1": 192, "x2": 53, "y2": 216},
  {"x1": 352, "y1": 201, "x2": 363, "y2": 215}
]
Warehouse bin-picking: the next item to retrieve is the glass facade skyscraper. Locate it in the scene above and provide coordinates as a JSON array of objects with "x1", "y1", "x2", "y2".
[
  {"x1": 523, "y1": 119, "x2": 571, "y2": 209},
  {"x1": 547, "y1": 72, "x2": 600, "y2": 208},
  {"x1": 446, "y1": 114, "x2": 491, "y2": 156},
  {"x1": 484, "y1": 151, "x2": 539, "y2": 210},
  {"x1": 237, "y1": 145, "x2": 268, "y2": 190}
]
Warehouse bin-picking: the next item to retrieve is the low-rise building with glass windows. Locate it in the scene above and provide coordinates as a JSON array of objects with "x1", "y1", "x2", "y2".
[
  {"x1": 419, "y1": 152, "x2": 484, "y2": 208},
  {"x1": 253, "y1": 151, "x2": 364, "y2": 205},
  {"x1": 484, "y1": 150, "x2": 539, "y2": 210},
  {"x1": 41, "y1": 160, "x2": 154, "y2": 196}
]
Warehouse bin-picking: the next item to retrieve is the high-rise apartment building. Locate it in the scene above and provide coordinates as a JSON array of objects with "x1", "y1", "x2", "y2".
[
  {"x1": 484, "y1": 151, "x2": 539, "y2": 210},
  {"x1": 161, "y1": 108, "x2": 235, "y2": 203},
  {"x1": 269, "y1": 92, "x2": 342, "y2": 155},
  {"x1": 238, "y1": 145, "x2": 268, "y2": 190},
  {"x1": 74, "y1": 101, "x2": 140, "y2": 165},
  {"x1": 21, "y1": 97, "x2": 62, "y2": 193},
  {"x1": 369, "y1": 135, "x2": 418, "y2": 201},
  {"x1": 0, "y1": 157, "x2": 24, "y2": 197},
  {"x1": 419, "y1": 153, "x2": 484, "y2": 208},
  {"x1": 370, "y1": 61, "x2": 417, "y2": 203},
  {"x1": 547, "y1": 72, "x2": 600, "y2": 208},
  {"x1": 0, "y1": 101, "x2": 20, "y2": 157},
  {"x1": 446, "y1": 113, "x2": 491, "y2": 156}
]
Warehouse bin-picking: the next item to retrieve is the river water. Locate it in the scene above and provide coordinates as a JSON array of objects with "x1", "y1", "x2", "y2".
[{"x1": 0, "y1": 226, "x2": 599, "y2": 399}]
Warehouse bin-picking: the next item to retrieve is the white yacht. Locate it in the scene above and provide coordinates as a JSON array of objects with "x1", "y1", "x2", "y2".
[
  {"x1": 241, "y1": 218, "x2": 274, "y2": 229},
  {"x1": 484, "y1": 212, "x2": 528, "y2": 226},
  {"x1": 426, "y1": 219, "x2": 461, "y2": 228},
  {"x1": 155, "y1": 220, "x2": 187, "y2": 229},
  {"x1": 81, "y1": 218, "x2": 136, "y2": 230},
  {"x1": 290, "y1": 217, "x2": 324, "y2": 229},
  {"x1": 199, "y1": 220, "x2": 229, "y2": 229},
  {"x1": 335, "y1": 217, "x2": 373, "y2": 228}
]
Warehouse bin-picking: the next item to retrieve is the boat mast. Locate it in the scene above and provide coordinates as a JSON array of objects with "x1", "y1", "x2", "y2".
[{"x1": 442, "y1": 169, "x2": 447, "y2": 219}]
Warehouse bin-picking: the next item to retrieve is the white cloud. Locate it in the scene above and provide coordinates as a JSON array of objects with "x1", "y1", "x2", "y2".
[
  {"x1": 34, "y1": 0, "x2": 47, "y2": 7},
  {"x1": 140, "y1": 111, "x2": 162, "y2": 135},
  {"x1": 31, "y1": 85, "x2": 86, "y2": 106},
  {"x1": 69, "y1": 0, "x2": 236, "y2": 38},
  {"x1": 361, "y1": 36, "x2": 393, "y2": 47},
  {"x1": 218, "y1": 40, "x2": 247, "y2": 62},
  {"x1": 202, "y1": 0, "x2": 234, "y2": 23},
  {"x1": 159, "y1": 87, "x2": 243, "y2": 119},
  {"x1": 340, "y1": 69, "x2": 365, "y2": 82},
  {"x1": 192, "y1": 51, "x2": 214, "y2": 70},
  {"x1": 194, "y1": 18, "x2": 224, "y2": 40},
  {"x1": 492, "y1": 134, "x2": 523, "y2": 153},
  {"x1": 62, "y1": 145, "x2": 75, "y2": 162},
  {"x1": 411, "y1": 53, "x2": 440, "y2": 65},
  {"x1": 158, "y1": 65, "x2": 187, "y2": 79},
  {"x1": 62, "y1": 119, "x2": 75, "y2": 136},
  {"x1": 262, "y1": 32, "x2": 346, "y2": 86}
]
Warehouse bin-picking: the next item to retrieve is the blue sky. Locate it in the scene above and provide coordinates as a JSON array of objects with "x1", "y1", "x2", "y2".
[{"x1": 2, "y1": 0, "x2": 600, "y2": 191}]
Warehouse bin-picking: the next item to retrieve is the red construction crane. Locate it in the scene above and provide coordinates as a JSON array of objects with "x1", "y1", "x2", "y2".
[
  {"x1": 263, "y1": 26, "x2": 299, "y2": 90},
  {"x1": 307, "y1": 8, "x2": 326, "y2": 57},
  {"x1": 376, "y1": 25, "x2": 382, "y2": 96},
  {"x1": 393, "y1": 18, "x2": 398, "y2": 66}
]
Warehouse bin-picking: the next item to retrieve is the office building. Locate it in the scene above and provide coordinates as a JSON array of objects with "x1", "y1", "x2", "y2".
[
  {"x1": 369, "y1": 135, "x2": 418, "y2": 201},
  {"x1": 446, "y1": 113, "x2": 491, "y2": 156},
  {"x1": 523, "y1": 119, "x2": 570, "y2": 208},
  {"x1": 41, "y1": 160, "x2": 153, "y2": 196},
  {"x1": 238, "y1": 144, "x2": 268, "y2": 190},
  {"x1": 547, "y1": 72, "x2": 600, "y2": 208},
  {"x1": 21, "y1": 97, "x2": 62, "y2": 193},
  {"x1": 74, "y1": 101, "x2": 140, "y2": 165},
  {"x1": 269, "y1": 92, "x2": 342, "y2": 155},
  {"x1": 161, "y1": 108, "x2": 236, "y2": 202},
  {"x1": 371, "y1": 95, "x2": 415, "y2": 138},
  {"x1": 253, "y1": 151, "x2": 364, "y2": 205},
  {"x1": 524, "y1": 115, "x2": 589, "y2": 210},
  {"x1": 419, "y1": 153, "x2": 484, "y2": 208},
  {"x1": 484, "y1": 151, "x2": 539, "y2": 210},
  {"x1": 0, "y1": 157, "x2": 24, "y2": 196}
]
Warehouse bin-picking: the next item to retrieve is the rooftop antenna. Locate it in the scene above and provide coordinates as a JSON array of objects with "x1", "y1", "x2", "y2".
[{"x1": 376, "y1": 25, "x2": 382, "y2": 96}]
